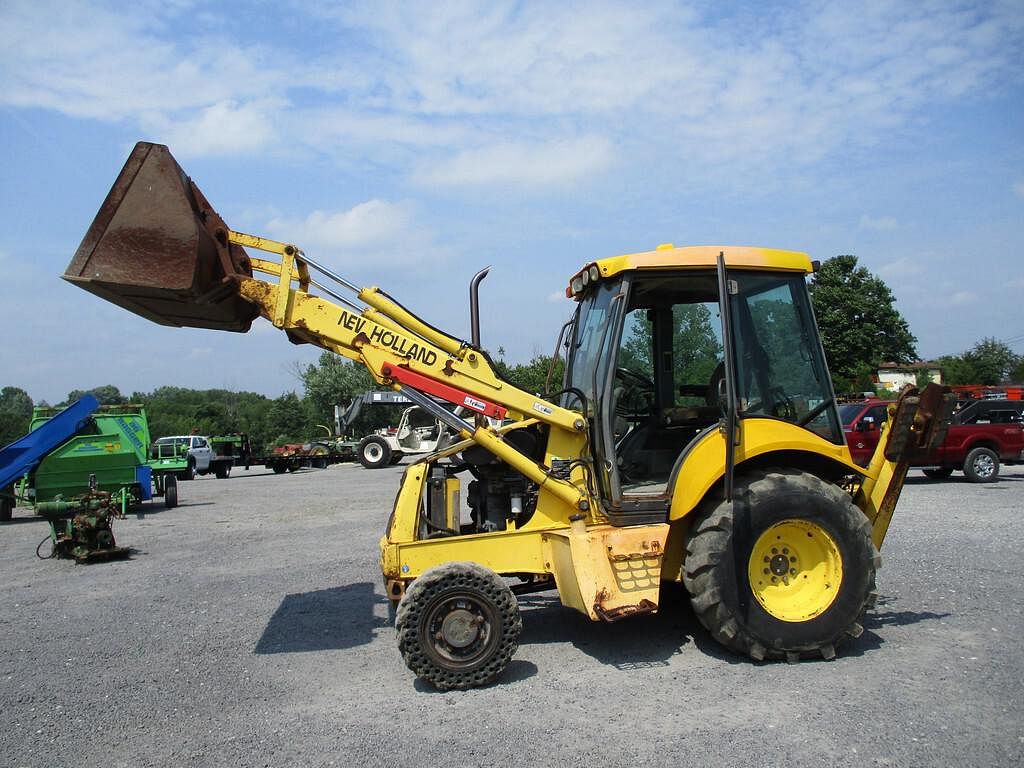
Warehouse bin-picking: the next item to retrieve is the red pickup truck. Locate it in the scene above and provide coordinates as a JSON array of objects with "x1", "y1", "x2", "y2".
[{"x1": 841, "y1": 397, "x2": 1024, "y2": 481}]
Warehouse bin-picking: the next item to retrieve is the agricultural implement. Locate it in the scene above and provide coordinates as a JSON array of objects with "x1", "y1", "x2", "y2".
[
  {"x1": 65, "y1": 141, "x2": 953, "y2": 689},
  {"x1": 1, "y1": 398, "x2": 178, "y2": 526},
  {"x1": 1, "y1": 395, "x2": 99, "y2": 522},
  {"x1": 35, "y1": 481, "x2": 130, "y2": 563}
]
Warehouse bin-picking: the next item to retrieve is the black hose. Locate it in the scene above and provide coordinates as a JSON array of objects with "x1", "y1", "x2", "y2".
[{"x1": 36, "y1": 536, "x2": 55, "y2": 559}]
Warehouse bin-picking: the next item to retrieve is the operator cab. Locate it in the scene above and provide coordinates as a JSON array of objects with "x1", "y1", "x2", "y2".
[{"x1": 563, "y1": 249, "x2": 842, "y2": 522}]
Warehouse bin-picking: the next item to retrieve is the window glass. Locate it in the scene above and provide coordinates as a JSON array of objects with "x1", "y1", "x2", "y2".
[
  {"x1": 730, "y1": 272, "x2": 841, "y2": 442},
  {"x1": 565, "y1": 281, "x2": 620, "y2": 416}
]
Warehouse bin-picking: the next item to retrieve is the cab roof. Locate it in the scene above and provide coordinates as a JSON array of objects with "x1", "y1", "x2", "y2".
[{"x1": 567, "y1": 244, "x2": 814, "y2": 297}]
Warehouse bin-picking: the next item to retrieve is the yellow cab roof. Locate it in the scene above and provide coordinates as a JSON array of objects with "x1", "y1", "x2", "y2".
[{"x1": 567, "y1": 243, "x2": 813, "y2": 296}]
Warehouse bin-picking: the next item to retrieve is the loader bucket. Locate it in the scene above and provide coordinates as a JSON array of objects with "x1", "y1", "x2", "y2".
[{"x1": 63, "y1": 142, "x2": 259, "y2": 332}]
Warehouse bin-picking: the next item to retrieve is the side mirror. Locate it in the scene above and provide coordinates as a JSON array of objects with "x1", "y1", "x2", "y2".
[{"x1": 857, "y1": 417, "x2": 876, "y2": 432}]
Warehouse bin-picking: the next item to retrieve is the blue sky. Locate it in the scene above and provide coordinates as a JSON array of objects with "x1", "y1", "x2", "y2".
[{"x1": 2, "y1": 0, "x2": 1022, "y2": 406}]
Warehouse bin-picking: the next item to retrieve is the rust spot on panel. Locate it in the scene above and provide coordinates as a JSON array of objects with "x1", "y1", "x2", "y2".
[{"x1": 593, "y1": 599, "x2": 658, "y2": 622}]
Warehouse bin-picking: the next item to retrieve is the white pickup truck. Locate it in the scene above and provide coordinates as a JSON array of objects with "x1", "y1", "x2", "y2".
[{"x1": 150, "y1": 435, "x2": 233, "y2": 480}]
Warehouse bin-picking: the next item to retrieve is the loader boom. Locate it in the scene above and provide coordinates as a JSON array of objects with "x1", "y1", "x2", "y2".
[{"x1": 64, "y1": 142, "x2": 590, "y2": 512}]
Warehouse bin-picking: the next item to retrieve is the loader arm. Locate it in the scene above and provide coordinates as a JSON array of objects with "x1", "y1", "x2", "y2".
[
  {"x1": 854, "y1": 383, "x2": 955, "y2": 548},
  {"x1": 63, "y1": 141, "x2": 590, "y2": 512}
]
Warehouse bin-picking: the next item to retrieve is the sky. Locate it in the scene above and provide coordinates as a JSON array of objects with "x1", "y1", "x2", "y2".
[{"x1": 1, "y1": 0, "x2": 1023, "y2": 406}]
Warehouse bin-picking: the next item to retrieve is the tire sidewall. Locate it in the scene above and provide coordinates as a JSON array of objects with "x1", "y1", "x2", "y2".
[
  {"x1": 963, "y1": 447, "x2": 998, "y2": 483},
  {"x1": 359, "y1": 437, "x2": 390, "y2": 469},
  {"x1": 164, "y1": 476, "x2": 178, "y2": 508},
  {"x1": 694, "y1": 473, "x2": 875, "y2": 655},
  {"x1": 396, "y1": 563, "x2": 521, "y2": 690}
]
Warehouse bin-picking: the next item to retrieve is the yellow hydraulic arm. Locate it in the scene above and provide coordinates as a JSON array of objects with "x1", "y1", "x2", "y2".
[
  {"x1": 227, "y1": 231, "x2": 591, "y2": 512},
  {"x1": 855, "y1": 383, "x2": 956, "y2": 548},
  {"x1": 61, "y1": 141, "x2": 591, "y2": 513}
]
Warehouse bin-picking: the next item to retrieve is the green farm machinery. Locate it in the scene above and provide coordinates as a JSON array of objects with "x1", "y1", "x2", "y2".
[{"x1": 1, "y1": 396, "x2": 179, "y2": 561}]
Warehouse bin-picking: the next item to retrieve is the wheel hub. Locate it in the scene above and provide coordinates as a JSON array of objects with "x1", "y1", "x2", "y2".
[
  {"x1": 423, "y1": 596, "x2": 495, "y2": 667},
  {"x1": 748, "y1": 519, "x2": 844, "y2": 622},
  {"x1": 440, "y1": 608, "x2": 482, "y2": 648},
  {"x1": 974, "y1": 454, "x2": 995, "y2": 477}
]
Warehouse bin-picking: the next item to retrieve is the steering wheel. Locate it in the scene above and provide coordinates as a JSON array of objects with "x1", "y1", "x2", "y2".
[
  {"x1": 614, "y1": 367, "x2": 655, "y2": 420},
  {"x1": 769, "y1": 388, "x2": 798, "y2": 420},
  {"x1": 616, "y1": 367, "x2": 654, "y2": 390}
]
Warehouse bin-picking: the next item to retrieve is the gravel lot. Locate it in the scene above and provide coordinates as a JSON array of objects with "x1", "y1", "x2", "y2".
[{"x1": 2, "y1": 462, "x2": 1022, "y2": 767}]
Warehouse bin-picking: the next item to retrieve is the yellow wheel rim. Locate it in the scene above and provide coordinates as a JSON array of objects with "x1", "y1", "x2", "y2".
[{"x1": 748, "y1": 519, "x2": 843, "y2": 622}]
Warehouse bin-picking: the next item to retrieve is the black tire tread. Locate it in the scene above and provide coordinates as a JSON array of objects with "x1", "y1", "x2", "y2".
[
  {"x1": 358, "y1": 436, "x2": 392, "y2": 469},
  {"x1": 963, "y1": 446, "x2": 999, "y2": 483},
  {"x1": 683, "y1": 468, "x2": 878, "y2": 662},
  {"x1": 395, "y1": 561, "x2": 521, "y2": 691}
]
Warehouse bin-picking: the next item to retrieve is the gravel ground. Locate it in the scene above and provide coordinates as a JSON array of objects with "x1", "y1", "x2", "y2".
[{"x1": 2, "y1": 463, "x2": 1022, "y2": 768}]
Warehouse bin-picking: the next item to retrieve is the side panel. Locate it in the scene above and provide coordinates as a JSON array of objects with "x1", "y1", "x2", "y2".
[{"x1": 545, "y1": 524, "x2": 669, "y2": 620}]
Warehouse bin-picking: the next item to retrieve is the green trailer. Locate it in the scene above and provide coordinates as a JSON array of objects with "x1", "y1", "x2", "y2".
[{"x1": 16, "y1": 403, "x2": 177, "y2": 514}]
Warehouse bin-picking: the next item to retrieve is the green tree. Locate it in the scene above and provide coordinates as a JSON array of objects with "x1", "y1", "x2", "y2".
[
  {"x1": 64, "y1": 384, "x2": 127, "y2": 406},
  {"x1": 619, "y1": 304, "x2": 723, "y2": 392},
  {"x1": 0, "y1": 386, "x2": 33, "y2": 445},
  {"x1": 809, "y1": 255, "x2": 917, "y2": 392},
  {"x1": 502, "y1": 355, "x2": 566, "y2": 396},
  {"x1": 139, "y1": 386, "x2": 276, "y2": 450},
  {"x1": 298, "y1": 352, "x2": 378, "y2": 425},
  {"x1": 938, "y1": 338, "x2": 1022, "y2": 385},
  {"x1": 264, "y1": 392, "x2": 315, "y2": 445},
  {"x1": 1011, "y1": 356, "x2": 1024, "y2": 383}
]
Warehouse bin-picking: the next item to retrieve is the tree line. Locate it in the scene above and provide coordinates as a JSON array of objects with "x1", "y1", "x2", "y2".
[
  {"x1": 2, "y1": 254, "x2": 1020, "y2": 446},
  {"x1": 0, "y1": 354, "x2": 566, "y2": 450}
]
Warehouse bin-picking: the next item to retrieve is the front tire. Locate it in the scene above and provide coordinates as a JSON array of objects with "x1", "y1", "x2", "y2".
[
  {"x1": 396, "y1": 562, "x2": 522, "y2": 690},
  {"x1": 963, "y1": 447, "x2": 999, "y2": 483},
  {"x1": 179, "y1": 459, "x2": 196, "y2": 481},
  {"x1": 358, "y1": 436, "x2": 392, "y2": 469},
  {"x1": 164, "y1": 476, "x2": 178, "y2": 509},
  {"x1": 684, "y1": 469, "x2": 878, "y2": 662}
]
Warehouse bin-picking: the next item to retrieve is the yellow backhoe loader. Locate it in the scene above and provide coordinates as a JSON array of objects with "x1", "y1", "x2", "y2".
[{"x1": 65, "y1": 142, "x2": 953, "y2": 690}]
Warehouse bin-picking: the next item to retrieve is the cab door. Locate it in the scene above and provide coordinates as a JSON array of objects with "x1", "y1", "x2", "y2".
[{"x1": 190, "y1": 437, "x2": 213, "y2": 471}]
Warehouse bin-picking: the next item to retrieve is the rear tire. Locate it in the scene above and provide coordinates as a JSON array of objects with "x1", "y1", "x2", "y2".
[
  {"x1": 922, "y1": 468, "x2": 954, "y2": 480},
  {"x1": 358, "y1": 436, "x2": 392, "y2": 469},
  {"x1": 179, "y1": 459, "x2": 196, "y2": 481},
  {"x1": 1, "y1": 496, "x2": 13, "y2": 522},
  {"x1": 683, "y1": 468, "x2": 877, "y2": 662},
  {"x1": 215, "y1": 463, "x2": 230, "y2": 479},
  {"x1": 963, "y1": 447, "x2": 999, "y2": 483},
  {"x1": 164, "y1": 476, "x2": 178, "y2": 509}
]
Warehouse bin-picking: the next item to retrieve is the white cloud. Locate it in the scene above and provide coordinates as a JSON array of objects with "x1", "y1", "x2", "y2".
[
  {"x1": 950, "y1": 291, "x2": 978, "y2": 306},
  {"x1": 263, "y1": 199, "x2": 448, "y2": 272},
  {"x1": 267, "y1": 200, "x2": 415, "y2": 251},
  {"x1": 0, "y1": 2, "x2": 293, "y2": 121},
  {"x1": 877, "y1": 257, "x2": 923, "y2": 280},
  {"x1": 417, "y1": 137, "x2": 614, "y2": 187},
  {"x1": 860, "y1": 214, "x2": 899, "y2": 232},
  {"x1": 140, "y1": 99, "x2": 283, "y2": 157},
  {"x1": 4, "y1": 0, "x2": 1022, "y2": 188}
]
